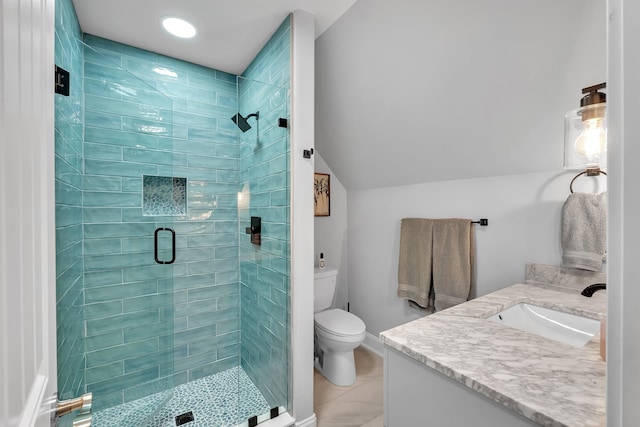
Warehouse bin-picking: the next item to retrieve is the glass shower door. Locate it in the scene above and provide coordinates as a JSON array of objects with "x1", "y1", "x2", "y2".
[
  {"x1": 56, "y1": 40, "x2": 175, "y2": 426},
  {"x1": 73, "y1": 41, "x2": 176, "y2": 426},
  {"x1": 236, "y1": 76, "x2": 291, "y2": 425}
]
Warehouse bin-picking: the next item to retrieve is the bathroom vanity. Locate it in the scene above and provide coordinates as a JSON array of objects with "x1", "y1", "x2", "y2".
[{"x1": 380, "y1": 265, "x2": 606, "y2": 427}]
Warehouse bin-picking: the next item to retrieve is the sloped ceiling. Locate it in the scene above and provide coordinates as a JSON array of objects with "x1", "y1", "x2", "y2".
[
  {"x1": 72, "y1": 0, "x2": 358, "y2": 75},
  {"x1": 315, "y1": 0, "x2": 606, "y2": 190}
]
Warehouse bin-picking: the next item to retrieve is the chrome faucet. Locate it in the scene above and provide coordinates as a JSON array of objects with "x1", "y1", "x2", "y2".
[{"x1": 581, "y1": 283, "x2": 607, "y2": 297}]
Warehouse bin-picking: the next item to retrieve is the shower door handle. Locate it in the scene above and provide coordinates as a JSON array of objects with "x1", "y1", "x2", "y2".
[{"x1": 154, "y1": 227, "x2": 176, "y2": 264}]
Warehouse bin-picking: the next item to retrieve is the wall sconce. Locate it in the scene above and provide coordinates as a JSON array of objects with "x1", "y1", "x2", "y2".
[{"x1": 564, "y1": 83, "x2": 607, "y2": 192}]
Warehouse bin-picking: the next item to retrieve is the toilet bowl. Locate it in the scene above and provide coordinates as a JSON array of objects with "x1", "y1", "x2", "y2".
[
  {"x1": 315, "y1": 308, "x2": 366, "y2": 386},
  {"x1": 314, "y1": 268, "x2": 366, "y2": 386}
]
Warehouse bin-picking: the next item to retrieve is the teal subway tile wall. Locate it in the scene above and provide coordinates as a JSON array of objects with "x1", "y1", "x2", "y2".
[
  {"x1": 239, "y1": 16, "x2": 292, "y2": 408},
  {"x1": 54, "y1": 0, "x2": 291, "y2": 417},
  {"x1": 55, "y1": 0, "x2": 85, "y2": 405}
]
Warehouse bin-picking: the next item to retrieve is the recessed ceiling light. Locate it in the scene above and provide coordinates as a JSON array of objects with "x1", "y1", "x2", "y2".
[{"x1": 161, "y1": 16, "x2": 197, "y2": 39}]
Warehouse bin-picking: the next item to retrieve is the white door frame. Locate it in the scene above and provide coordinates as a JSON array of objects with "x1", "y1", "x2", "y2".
[{"x1": 0, "y1": 0, "x2": 57, "y2": 426}]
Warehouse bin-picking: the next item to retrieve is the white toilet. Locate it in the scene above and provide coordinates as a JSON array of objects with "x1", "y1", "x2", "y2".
[{"x1": 314, "y1": 268, "x2": 366, "y2": 386}]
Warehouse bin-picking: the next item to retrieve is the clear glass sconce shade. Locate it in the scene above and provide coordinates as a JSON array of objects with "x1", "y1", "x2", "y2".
[{"x1": 564, "y1": 103, "x2": 607, "y2": 170}]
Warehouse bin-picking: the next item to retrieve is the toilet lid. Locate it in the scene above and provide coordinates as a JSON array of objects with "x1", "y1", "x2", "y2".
[{"x1": 315, "y1": 309, "x2": 366, "y2": 337}]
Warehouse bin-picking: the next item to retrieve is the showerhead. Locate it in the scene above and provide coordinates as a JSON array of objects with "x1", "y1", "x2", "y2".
[
  {"x1": 231, "y1": 113, "x2": 251, "y2": 132},
  {"x1": 231, "y1": 111, "x2": 259, "y2": 132}
]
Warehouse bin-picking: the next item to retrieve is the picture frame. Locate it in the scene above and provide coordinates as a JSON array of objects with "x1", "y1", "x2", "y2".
[{"x1": 314, "y1": 173, "x2": 330, "y2": 216}]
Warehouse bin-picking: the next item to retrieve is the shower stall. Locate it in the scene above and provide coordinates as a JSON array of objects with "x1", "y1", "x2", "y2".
[{"x1": 54, "y1": 1, "x2": 292, "y2": 425}]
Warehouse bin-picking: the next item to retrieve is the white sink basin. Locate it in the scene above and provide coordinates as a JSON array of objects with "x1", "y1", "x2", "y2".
[{"x1": 487, "y1": 303, "x2": 600, "y2": 347}]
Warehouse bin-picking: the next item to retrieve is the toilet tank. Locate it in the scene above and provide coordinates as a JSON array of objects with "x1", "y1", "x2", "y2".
[{"x1": 314, "y1": 268, "x2": 338, "y2": 312}]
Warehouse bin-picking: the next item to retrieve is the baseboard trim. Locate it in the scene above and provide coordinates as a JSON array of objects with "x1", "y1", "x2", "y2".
[
  {"x1": 361, "y1": 332, "x2": 384, "y2": 357},
  {"x1": 295, "y1": 413, "x2": 316, "y2": 427}
]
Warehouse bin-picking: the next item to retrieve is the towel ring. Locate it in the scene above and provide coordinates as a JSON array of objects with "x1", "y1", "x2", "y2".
[{"x1": 570, "y1": 167, "x2": 607, "y2": 193}]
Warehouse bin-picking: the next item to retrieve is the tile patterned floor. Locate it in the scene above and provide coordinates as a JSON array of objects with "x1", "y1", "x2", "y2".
[
  {"x1": 314, "y1": 346, "x2": 384, "y2": 427},
  {"x1": 92, "y1": 367, "x2": 271, "y2": 427}
]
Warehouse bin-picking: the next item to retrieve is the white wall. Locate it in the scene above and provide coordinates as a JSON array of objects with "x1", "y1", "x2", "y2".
[
  {"x1": 348, "y1": 170, "x2": 606, "y2": 335},
  {"x1": 314, "y1": 0, "x2": 608, "y2": 338},
  {"x1": 314, "y1": 153, "x2": 349, "y2": 310}
]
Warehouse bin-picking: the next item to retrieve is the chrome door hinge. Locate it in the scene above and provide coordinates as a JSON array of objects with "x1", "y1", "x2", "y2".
[{"x1": 51, "y1": 392, "x2": 93, "y2": 426}]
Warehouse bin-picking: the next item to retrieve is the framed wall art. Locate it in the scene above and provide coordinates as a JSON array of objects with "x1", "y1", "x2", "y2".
[{"x1": 314, "y1": 173, "x2": 330, "y2": 216}]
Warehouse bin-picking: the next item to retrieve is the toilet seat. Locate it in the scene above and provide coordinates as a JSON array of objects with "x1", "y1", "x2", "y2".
[{"x1": 315, "y1": 309, "x2": 366, "y2": 338}]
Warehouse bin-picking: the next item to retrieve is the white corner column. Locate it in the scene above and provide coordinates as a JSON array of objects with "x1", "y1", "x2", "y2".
[
  {"x1": 607, "y1": 0, "x2": 640, "y2": 425},
  {"x1": 290, "y1": 9, "x2": 317, "y2": 427}
]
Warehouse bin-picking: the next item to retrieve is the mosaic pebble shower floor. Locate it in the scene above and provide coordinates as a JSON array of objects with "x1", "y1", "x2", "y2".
[{"x1": 92, "y1": 367, "x2": 271, "y2": 427}]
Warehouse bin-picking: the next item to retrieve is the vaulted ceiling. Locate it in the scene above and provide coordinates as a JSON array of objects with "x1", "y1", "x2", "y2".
[{"x1": 315, "y1": 0, "x2": 606, "y2": 190}]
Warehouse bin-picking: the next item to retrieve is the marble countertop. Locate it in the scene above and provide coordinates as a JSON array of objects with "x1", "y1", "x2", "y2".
[{"x1": 380, "y1": 282, "x2": 607, "y2": 427}]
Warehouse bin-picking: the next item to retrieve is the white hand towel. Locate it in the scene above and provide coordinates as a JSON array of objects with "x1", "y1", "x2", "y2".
[{"x1": 561, "y1": 192, "x2": 607, "y2": 272}]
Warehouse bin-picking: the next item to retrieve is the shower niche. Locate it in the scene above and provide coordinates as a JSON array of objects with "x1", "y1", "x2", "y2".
[{"x1": 142, "y1": 175, "x2": 187, "y2": 216}]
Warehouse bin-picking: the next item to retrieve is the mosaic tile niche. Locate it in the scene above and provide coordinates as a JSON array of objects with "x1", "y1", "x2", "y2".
[{"x1": 143, "y1": 175, "x2": 187, "y2": 216}]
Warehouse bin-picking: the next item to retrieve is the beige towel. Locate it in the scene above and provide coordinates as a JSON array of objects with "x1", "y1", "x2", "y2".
[
  {"x1": 432, "y1": 219, "x2": 474, "y2": 311},
  {"x1": 397, "y1": 218, "x2": 434, "y2": 309}
]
